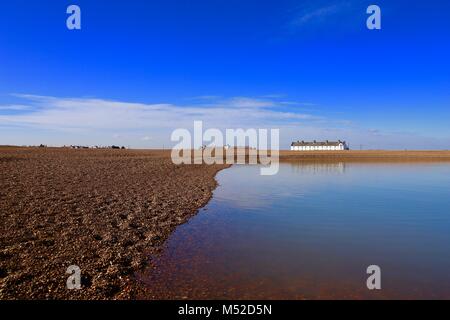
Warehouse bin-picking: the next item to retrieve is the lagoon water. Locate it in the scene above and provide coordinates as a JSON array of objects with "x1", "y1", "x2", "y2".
[{"x1": 141, "y1": 162, "x2": 450, "y2": 299}]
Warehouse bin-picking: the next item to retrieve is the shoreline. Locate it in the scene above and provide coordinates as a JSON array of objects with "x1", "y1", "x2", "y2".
[
  {"x1": 2, "y1": 147, "x2": 450, "y2": 299},
  {"x1": 0, "y1": 147, "x2": 229, "y2": 299}
]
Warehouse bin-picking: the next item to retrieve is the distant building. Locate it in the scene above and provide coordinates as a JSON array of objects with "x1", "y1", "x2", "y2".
[{"x1": 290, "y1": 140, "x2": 349, "y2": 151}]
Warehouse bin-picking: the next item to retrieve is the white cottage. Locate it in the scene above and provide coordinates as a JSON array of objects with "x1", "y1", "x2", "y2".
[{"x1": 290, "y1": 140, "x2": 349, "y2": 151}]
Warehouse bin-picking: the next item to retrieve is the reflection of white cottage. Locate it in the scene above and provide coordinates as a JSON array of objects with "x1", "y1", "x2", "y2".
[{"x1": 290, "y1": 140, "x2": 349, "y2": 151}]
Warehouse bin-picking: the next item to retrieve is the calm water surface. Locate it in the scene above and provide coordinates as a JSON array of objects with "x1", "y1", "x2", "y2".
[{"x1": 140, "y1": 162, "x2": 450, "y2": 299}]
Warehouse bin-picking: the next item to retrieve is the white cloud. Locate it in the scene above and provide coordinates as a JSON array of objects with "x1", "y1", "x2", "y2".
[
  {"x1": 0, "y1": 95, "x2": 318, "y2": 129},
  {"x1": 0, "y1": 94, "x2": 320, "y2": 147},
  {"x1": 292, "y1": 4, "x2": 341, "y2": 26},
  {"x1": 222, "y1": 97, "x2": 274, "y2": 108},
  {"x1": 0, "y1": 104, "x2": 32, "y2": 111},
  {"x1": 1, "y1": 94, "x2": 449, "y2": 149},
  {"x1": 288, "y1": 2, "x2": 351, "y2": 31}
]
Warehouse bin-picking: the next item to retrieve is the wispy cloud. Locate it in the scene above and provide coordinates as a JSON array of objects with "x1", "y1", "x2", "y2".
[
  {"x1": 0, "y1": 104, "x2": 32, "y2": 111},
  {"x1": 0, "y1": 94, "x2": 322, "y2": 147},
  {"x1": 2, "y1": 94, "x2": 447, "y2": 149},
  {"x1": 218, "y1": 97, "x2": 276, "y2": 109},
  {"x1": 1, "y1": 94, "x2": 318, "y2": 128},
  {"x1": 186, "y1": 95, "x2": 223, "y2": 101},
  {"x1": 287, "y1": 1, "x2": 352, "y2": 32},
  {"x1": 279, "y1": 101, "x2": 316, "y2": 107},
  {"x1": 291, "y1": 4, "x2": 341, "y2": 27}
]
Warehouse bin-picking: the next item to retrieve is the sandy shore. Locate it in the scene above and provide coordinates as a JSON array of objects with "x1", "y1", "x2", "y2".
[{"x1": 0, "y1": 147, "x2": 228, "y2": 299}]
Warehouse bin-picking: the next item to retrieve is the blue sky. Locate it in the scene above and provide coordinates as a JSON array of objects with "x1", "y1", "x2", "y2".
[{"x1": 0, "y1": 0, "x2": 449, "y2": 149}]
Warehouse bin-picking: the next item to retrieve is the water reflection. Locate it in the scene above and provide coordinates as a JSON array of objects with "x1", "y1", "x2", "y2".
[
  {"x1": 139, "y1": 162, "x2": 450, "y2": 299},
  {"x1": 289, "y1": 161, "x2": 346, "y2": 174}
]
